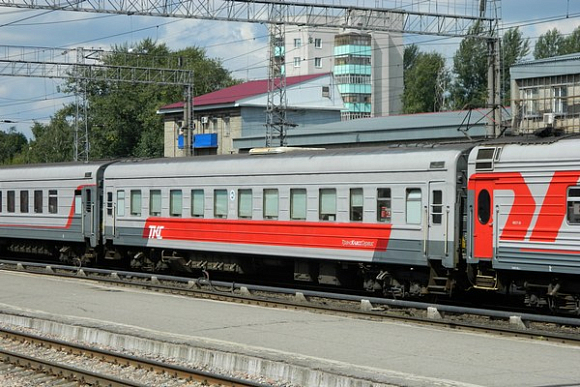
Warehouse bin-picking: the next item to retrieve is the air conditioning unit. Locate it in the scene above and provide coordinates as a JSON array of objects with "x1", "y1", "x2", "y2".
[
  {"x1": 543, "y1": 113, "x2": 555, "y2": 126},
  {"x1": 201, "y1": 116, "x2": 209, "y2": 124}
]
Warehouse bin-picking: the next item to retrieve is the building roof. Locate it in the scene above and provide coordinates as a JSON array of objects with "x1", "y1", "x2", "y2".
[
  {"x1": 158, "y1": 73, "x2": 329, "y2": 113},
  {"x1": 510, "y1": 52, "x2": 580, "y2": 80},
  {"x1": 234, "y1": 108, "x2": 512, "y2": 150}
]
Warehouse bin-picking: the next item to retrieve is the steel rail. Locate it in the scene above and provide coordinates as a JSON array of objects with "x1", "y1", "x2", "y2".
[{"x1": 0, "y1": 326, "x2": 273, "y2": 387}]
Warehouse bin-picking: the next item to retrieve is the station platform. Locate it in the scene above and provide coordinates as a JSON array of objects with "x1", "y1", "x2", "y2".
[{"x1": 0, "y1": 270, "x2": 579, "y2": 387}]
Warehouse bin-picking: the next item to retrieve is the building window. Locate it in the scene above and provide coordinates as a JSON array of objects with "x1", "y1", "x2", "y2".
[
  {"x1": 377, "y1": 188, "x2": 391, "y2": 223},
  {"x1": 263, "y1": 189, "x2": 279, "y2": 220},
  {"x1": 294, "y1": 38, "x2": 301, "y2": 48},
  {"x1": 314, "y1": 57, "x2": 322, "y2": 68},
  {"x1": 350, "y1": 188, "x2": 363, "y2": 221},
  {"x1": 522, "y1": 88, "x2": 538, "y2": 117},
  {"x1": 290, "y1": 189, "x2": 307, "y2": 220},
  {"x1": 322, "y1": 86, "x2": 330, "y2": 98},
  {"x1": 191, "y1": 189, "x2": 204, "y2": 218},
  {"x1": 314, "y1": 38, "x2": 322, "y2": 48},
  {"x1": 406, "y1": 189, "x2": 422, "y2": 224},
  {"x1": 117, "y1": 190, "x2": 125, "y2": 217},
  {"x1": 552, "y1": 86, "x2": 567, "y2": 115},
  {"x1": 238, "y1": 189, "x2": 252, "y2": 219},
  {"x1": 34, "y1": 190, "x2": 43, "y2": 213},
  {"x1": 293, "y1": 57, "x2": 301, "y2": 67},
  {"x1": 319, "y1": 188, "x2": 336, "y2": 221},
  {"x1": 49, "y1": 190, "x2": 58, "y2": 214},
  {"x1": 131, "y1": 190, "x2": 142, "y2": 217},
  {"x1": 214, "y1": 189, "x2": 228, "y2": 218},
  {"x1": 150, "y1": 190, "x2": 162, "y2": 216},
  {"x1": 170, "y1": 190, "x2": 182, "y2": 217}
]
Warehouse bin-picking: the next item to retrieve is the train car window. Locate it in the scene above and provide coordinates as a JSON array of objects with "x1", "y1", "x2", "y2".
[
  {"x1": 566, "y1": 187, "x2": 580, "y2": 224},
  {"x1": 49, "y1": 190, "x2": 58, "y2": 214},
  {"x1": 131, "y1": 190, "x2": 142, "y2": 217},
  {"x1": 7, "y1": 191, "x2": 14, "y2": 213},
  {"x1": 86, "y1": 190, "x2": 92, "y2": 212},
  {"x1": 116, "y1": 190, "x2": 125, "y2": 217},
  {"x1": 406, "y1": 189, "x2": 422, "y2": 224},
  {"x1": 20, "y1": 191, "x2": 29, "y2": 213},
  {"x1": 431, "y1": 190, "x2": 443, "y2": 224},
  {"x1": 377, "y1": 188, "x2": 391, "y2": 223},
  {"x1": 214, "y1": 189, "x2": 228, "y2": 218},
  {"x1": 290, "y1": 189, "x2": 307, "y2": 220},
  {"x1": 238, "y1": 189, "x2": 252, "y2": 219},
  {"x1": 149, "y1": 190, "x2": 161, "y2": 216},
  {"x1": 350, "y1": 188, "x2": 363, "y2": 221},
  {"x1": 319, "y1": 188, "x2": 336, "y2": 221},
  {"x1": 34, "y1": 190, "x2": 43, "y2": 214},
  {"x1": 74, "y1": 190, "x2": 82, "y2": 215},
  {"x1": 170, "y1": 190, "x2": 182, "y2": 217},
  {"x1": 475, "y1": 148, "x2": 496, "y2": 171},
  {"x1": 191, "y1": 189, "x2": 204, "y2": 218},
  {"x1": 477, "y1": 189, "x2": 491, "y2": 224},
  {"x1": 0, "y1": 191, "x2": 2, "y2": 213},
  {"x1": 263, "y1": 189, "x2": 279, "y2": 220}
]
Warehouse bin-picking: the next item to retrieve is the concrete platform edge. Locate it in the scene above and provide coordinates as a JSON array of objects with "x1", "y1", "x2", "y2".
[{"x1": 0, "y1": 305, "x2": 482, "y2": 387}]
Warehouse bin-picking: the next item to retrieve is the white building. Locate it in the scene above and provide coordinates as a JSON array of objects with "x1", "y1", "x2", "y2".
[{"x1": 282, "y1": 20, "x2": 403, "y2": 120}]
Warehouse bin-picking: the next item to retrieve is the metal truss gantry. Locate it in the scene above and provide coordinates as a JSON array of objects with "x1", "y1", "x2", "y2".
[
  {"x1": 0, "y1": 0, "x2": 501, "y2": 145},
  {"x1": 0, "y1": 45, "x2": 194, "y2": 160}
]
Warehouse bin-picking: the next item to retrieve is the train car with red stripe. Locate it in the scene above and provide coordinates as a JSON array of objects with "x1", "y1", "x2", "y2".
[
  {"x1": 0, "y1": 161, "x2": 111, "y2": 263},
  {"x1": 3, "y1": 136, "x2": 580, "y2": 314},
  {"x1": 467, "y1": 137, "x2": 580, "y2": 313},
  {"x1": 101, "y1": 145, "x2": 471, "y2": 297}
]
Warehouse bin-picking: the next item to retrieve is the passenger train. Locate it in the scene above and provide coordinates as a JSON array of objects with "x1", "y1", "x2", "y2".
[{"x1": 1, "y1": 136, "x2": 580, "y2": 314}]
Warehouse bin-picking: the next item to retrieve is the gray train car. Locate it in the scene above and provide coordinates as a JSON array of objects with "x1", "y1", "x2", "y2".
[
  {"x1": 102, "y1": 145, "x2": 470, "y2": 295},
  {"x1": 467, "y1": 137, "x2": 580, "y2": 310},
  {"x1": 0, "y1": 162, "x2": 111, "y2": 263}
]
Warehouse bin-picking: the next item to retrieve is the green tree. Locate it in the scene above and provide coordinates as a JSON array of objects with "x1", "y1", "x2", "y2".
[
  {"x1": 0, "y1": 127, "x2": 28, "y2": 164},
  {"x1": 23, "y1": 107, "x2": 76, "y2": 163},
  {"x1": 450, "y1": 22, "x2": 488, "y2": 109},
  {"x1": 562, "y1": 26, "x2": 580, "y2": 54},
  {"x1": 533, "y1": 28, "x2": 564, "y2": 59},
  {"x1": 402, "y1": 50, "x2": 447, "y2": 113},
  {"x1": 501, "y1": 27, "x2": 530, "y2": 105}
]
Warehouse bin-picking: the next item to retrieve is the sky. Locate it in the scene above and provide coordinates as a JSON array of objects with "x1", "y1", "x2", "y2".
[{"x1": 0, "y1": 0, "x2": 579, "y2": 139}]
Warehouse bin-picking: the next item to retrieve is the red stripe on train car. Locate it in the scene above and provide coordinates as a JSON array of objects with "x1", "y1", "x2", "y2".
[{"x1": 142, "y1": 218, "x2": 392, "y2": 251}]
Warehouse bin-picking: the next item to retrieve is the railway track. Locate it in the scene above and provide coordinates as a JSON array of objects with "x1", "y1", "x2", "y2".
[
  {"x1": 0, "y1": 326, "x2": 271, "y2": 387},
  {"x1": 2, "y1": 259, "x2": 579, "y2": 346}
]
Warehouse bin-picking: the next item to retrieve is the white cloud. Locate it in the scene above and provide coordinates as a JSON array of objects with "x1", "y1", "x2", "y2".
[{"x1": 159, "y1": 19, "x2": 269, "y2": 80}]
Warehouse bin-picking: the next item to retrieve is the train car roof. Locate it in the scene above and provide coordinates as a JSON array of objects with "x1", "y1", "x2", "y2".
[
  {"x1": 0, "y1": 160, "x2": 113, "y2": 181},
  {"x1": 470, "y1": 135, "x2": 580, "y2": 166},
  {"x1": 104, "y1": 142, "x2": 475, "y2": 179}
]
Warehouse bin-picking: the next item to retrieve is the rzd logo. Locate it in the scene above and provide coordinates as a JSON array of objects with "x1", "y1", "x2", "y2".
[{"x1": 148, "y1": 225, "x2": 165, "y2": 239}]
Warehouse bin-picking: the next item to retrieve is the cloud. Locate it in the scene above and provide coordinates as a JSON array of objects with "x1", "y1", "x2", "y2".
[{"x1": 159, "y1": 19, "x2": 269, "y2": 80}]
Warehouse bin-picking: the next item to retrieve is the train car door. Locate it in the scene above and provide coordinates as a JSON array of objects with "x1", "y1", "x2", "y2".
[
  {"x1": 427, "y1": 182, "x2": 447, "y2": 260},
  {"x1": 82, "y1": 187, "x2": 96, "y2": 246},
  {"x1": 469, "y1": 178, "x2": 495, "y2": 261}
]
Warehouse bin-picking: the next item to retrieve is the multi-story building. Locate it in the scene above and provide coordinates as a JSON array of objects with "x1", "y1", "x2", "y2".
[
  {"x1": 283, "y1": 21, "x2": 403, "y2": 120},
  {"x1": 511, "y1": 53, "x2": 580, "y2": 135}
]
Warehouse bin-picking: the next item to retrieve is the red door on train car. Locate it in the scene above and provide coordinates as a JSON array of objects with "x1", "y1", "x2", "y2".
[{"x1": 469, "y1": 178, "x2": 495, "y2": 260}]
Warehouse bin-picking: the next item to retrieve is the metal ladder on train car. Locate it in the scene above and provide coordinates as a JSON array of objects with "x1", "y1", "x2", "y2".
[{"x1": 427, "y1": 265, "x2": 454, "y2": 296}]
